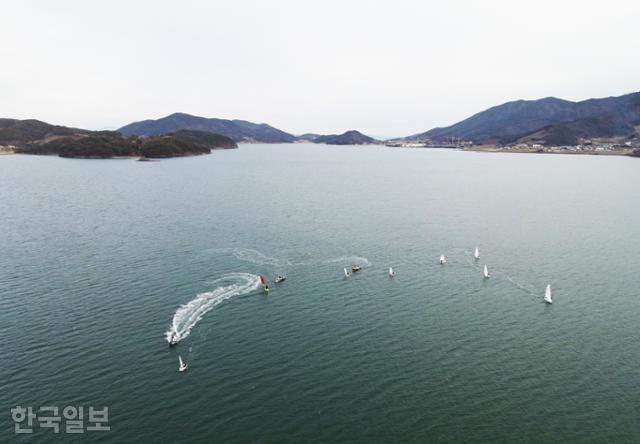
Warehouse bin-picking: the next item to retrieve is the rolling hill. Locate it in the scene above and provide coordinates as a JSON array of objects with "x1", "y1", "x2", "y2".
[
  {"x1": 118, "y1": 113, "x2": 296, "y2": 143},
  {"x1": 2, "y1": 118, "x2": 237, "y2": 158},
  {"x1": 0, "y1": 118, "x2": 89, "y2": 147}
]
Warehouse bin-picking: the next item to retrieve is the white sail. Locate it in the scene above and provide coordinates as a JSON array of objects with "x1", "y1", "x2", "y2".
[
  {"x1": 544, "y1": 284, "x2": 552, "y2": 304},
  {"x1": 389, "y1": 267, "x2": 394, "y2": 277},
  {"x1": 178, "y1": 355, "x2": 189, "y2": 372},
  {"x1": 178, "y1": 355, "x2": 188, "y2": 372},
  {"x1": 483, "y1": 265, "x2": 489, "y2": 278},
  {"x1": 439, "y1": 255, "x2": 446, "y2": 264},
  {"x1": 474, "y1": 247, "x2": 480, "y2": 259}
]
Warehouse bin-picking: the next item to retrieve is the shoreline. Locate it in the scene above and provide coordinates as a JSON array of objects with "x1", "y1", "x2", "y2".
[
  {"x1": 0, "y1": 151, "x2": 217, "y2": 160},
  {"x1": 464, "y1": 146, "x2": 634, "y2": 157},
  {"x1": 2, "y1": 144, "x2": 637, "y2": 159}
]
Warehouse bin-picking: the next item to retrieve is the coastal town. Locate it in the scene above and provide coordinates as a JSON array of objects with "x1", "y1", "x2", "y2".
[{"x1": 386, "y1": 139, "x2": 640, "y2": 156}]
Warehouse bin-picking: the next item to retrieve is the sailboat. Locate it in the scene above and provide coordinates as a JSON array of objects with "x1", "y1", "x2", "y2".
[
  {"x1": 259, "y1": 275, "x2": 269, "y2": 294},
  {"x1": 483, "y1": 264, "x2": 490, "y2": 279},
  {"x1": 178, "y1": 355, "x2": 188, "y2": 372},
  {"x1": 344, "y1": 267, "x2": 351, "y2": 278},
  {"x1": 389, "y1": 267, "x2": 395, "y2": 277},
  {"x1": 474, "y1": 247, "x2": 480, "y2": 260},
  {"x1": 544, "y1": 284, "x2": 552, "y2": 304},
  {"x1": 439, "y1": 255, "x2": 446, "y2": 264}
]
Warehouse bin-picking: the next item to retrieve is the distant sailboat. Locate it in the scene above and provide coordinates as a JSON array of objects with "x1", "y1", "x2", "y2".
[
  {"x1": 178, "y1": 355, "x2": 188, "y2": 372},
  {"x1": 474, "y1": 247, "x2": 480, "y2": 260},
  {"x1": 439, "y1": 255, "x2": 446, "y2": 264},
  {"x1": 544, "y1": 284, "x2": 552, "y2": 304},
  {"x1": 483, "y1": 264, "x2": 490, "y2": 279},
  {"x1": 344, "y1": 267, "x2": 351, "y2": 278},
  {"x1": 389, "y1": 267, "x2": 395, "y2": 277}
]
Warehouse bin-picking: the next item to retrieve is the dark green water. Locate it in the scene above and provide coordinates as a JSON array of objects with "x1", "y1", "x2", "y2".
[{"x1": 1, "y1": 144, "x2": 639, "y2": 443}]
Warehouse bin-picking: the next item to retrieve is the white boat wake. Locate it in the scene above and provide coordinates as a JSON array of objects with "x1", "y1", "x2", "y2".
[
  {"x1": 165, "y1": 273, "x2": 260, "y2": 344},
  {"x1": 326, "y1": 256, "x2": 372, "y2": 267},
  {"x1": 210, "y1": 247, "x2": 371, "y2": 269},
  {"x1": 214, "y1": 248, "x2": 293, "y2": 268},
  {"x1": 504, "y1": 275, "x2": 536, "y2": 296}
]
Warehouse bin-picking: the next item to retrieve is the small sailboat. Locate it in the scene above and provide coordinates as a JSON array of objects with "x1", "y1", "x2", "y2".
[
  {"x1": 474, "y1": 247, "x2": 480, "y2": 260},
  {"x1": 344, "y1": 267, "x2": 351, "y2": 278},
  {"x1": 259, "y1": 275, "x2": 269, "y2": 294},
  {"x1": 439, "y1": 255, "x2": 446, "y2": 264},
  {"x1": 178, "y1": 355, "x2": 188, "y2": 372},
  {"x1": 544, "y1": 284, "x2": 552, "y2": 304},
  {"x1": 389, "y1": 267, "x2": 395, "y2": 277},
  {"x1": 483, "y1": 264, "x2": 490, "y2": 279}
]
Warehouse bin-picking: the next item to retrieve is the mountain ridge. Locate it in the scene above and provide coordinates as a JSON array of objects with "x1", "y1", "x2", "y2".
[
  {"x1": 4, "y1": 90, "x2": 640, "y2": 154},
  {"x1": 412, "y1": 92, "x2": 640, "y2": 145},
  {"x1": 118, "y1": 112, "x2": 297, "y2": 143}
]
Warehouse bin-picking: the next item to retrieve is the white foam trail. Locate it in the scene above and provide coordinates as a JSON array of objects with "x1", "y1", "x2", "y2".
[
  {"x1": 214, "y1": 248, "x2": 292, "y2": 267},
  {"x1": 503, "y1": 275, "x2": 536, "y2": 296},
  {"x1": 210, "y1": 247, "x2": 371, "y2": 269},
  {"x1": 326, "y1": 256, "x2": 372, "y2": 267},
  {"x1": 165, "y1": 273, "x2": 260, "y2": 344}
]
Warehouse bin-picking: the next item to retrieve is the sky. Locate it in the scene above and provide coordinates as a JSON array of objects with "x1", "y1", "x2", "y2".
[{"x1": 1, "y1": 0, "x2": 639, "y2": 137}]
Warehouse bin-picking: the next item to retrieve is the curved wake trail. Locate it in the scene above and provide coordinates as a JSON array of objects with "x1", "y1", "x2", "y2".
[
  {"x1": 214, "y1": 248, "x2": 293, "y2": 268},
  {"x1": 211, "y1": 247, "x2": 372, "y2": 269},
  {"x1": 165, "y1": 273, "x2": 260, "y2": 344},
  {"x1": 443, "y1": 247, "x2": 540, "y2": 299},
  {"x1": 499, "y1": 273, "x2": 538, "y2": 298},
  {"x1": 326, "y1": 256, "x2": 372, "y2": 268}
]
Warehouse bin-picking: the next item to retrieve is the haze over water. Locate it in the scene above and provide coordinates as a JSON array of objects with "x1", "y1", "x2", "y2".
[{"x1": 1, "y1": 144, "x2": 639, "y2": 442}]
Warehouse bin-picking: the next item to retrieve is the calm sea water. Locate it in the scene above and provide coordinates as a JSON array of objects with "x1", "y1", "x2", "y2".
[{"x1": 1, "y1": 144, "x2": 639, "y2": 443}]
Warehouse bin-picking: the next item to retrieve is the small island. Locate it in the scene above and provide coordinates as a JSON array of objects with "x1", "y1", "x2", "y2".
[{"x1": 313, "y1": 130, "x2": 378, "y2": 145}]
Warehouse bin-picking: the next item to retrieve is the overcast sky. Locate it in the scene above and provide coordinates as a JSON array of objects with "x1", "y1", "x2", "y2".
[{"x1": 2, "y1": 0, "x2": 639, "y2": 137}]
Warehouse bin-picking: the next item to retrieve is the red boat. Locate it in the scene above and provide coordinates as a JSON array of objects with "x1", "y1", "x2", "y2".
[{"x1": 259, "y1": 275, "x2": 269, "y2": 294}]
